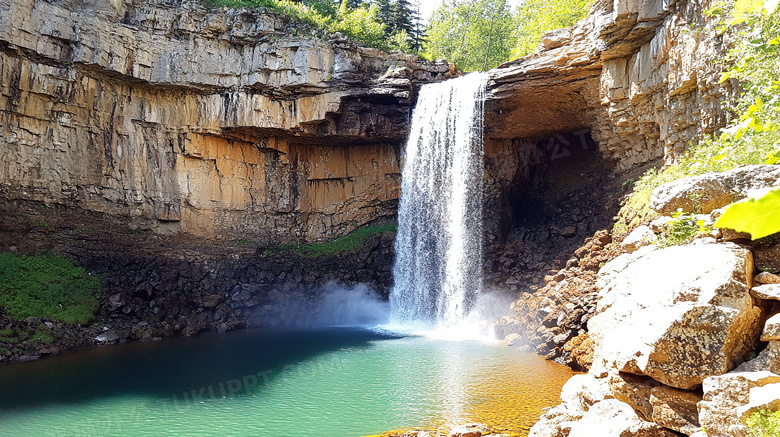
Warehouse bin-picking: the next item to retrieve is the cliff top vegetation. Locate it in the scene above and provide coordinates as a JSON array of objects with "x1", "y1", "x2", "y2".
[{"x1": 204, "y1": 0, "x2": 593, "y2": 71}]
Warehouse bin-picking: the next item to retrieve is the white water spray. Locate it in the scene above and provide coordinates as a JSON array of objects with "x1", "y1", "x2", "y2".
[{"x1": 389, "y1": 72, "x2": 488, "y2": 330}]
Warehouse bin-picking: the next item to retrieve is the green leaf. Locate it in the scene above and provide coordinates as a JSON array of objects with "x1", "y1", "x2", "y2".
[{"x1": 716, "y1": 188, "x2": 780, "y2": 239}]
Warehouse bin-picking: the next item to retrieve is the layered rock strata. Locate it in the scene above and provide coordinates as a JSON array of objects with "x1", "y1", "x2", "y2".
[
  {"x1": 0, "y1": 0, "x2": 453, "y2": 244},
  {"x1": 487, "y1": 0, "x2": 734, "y2": 175}
]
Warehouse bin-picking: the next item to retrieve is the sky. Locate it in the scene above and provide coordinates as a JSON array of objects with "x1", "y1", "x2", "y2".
[{"x1": 418, "y1": 0, "x2": 523, "y2": 23}]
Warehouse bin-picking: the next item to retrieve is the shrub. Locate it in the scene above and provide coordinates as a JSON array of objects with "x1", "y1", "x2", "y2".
[
  {"x1": 512, "y1": 0, "x2": 592, "y2": 58},
  {"x1": 746, "y1": 408, "x2": 780, "y2": 437}
]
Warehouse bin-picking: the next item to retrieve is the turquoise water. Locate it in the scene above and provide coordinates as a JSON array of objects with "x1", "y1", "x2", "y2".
[{"x1": 0, "y1": 328, "x2": 572, "y2": 437}]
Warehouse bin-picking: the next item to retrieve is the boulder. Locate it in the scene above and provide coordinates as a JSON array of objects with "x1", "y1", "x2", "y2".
[
  {"x1": 649, "y1": 385, "x2": 702, "y2": 435},
  {"x1": 590, "y1": 242, "x2": 763, "y2": 389},
  {"x1": 736, "y1": 341, "x2": 780, "y2": 375},
  {"x1": 752, "y1": 284, "x2": 780, "y2": 301},
  {"x1": 762, "y1": 313, "x2": 780, "y2": 342},
  {"x1": 698, "y1": 371, "x2": 780, "y2": 437},
  {"x1": 755, "y1": 272, "x2": 780, "y2": 284},
  {"x1": 608, "y1": 372, "x2": 657, "y2": 420},
  {"x1": 567, "y1": 399, "x2": 678, "y2": 437},
  {"x1": 650, "y1": 165, "x2": 780, "y2": 214},
  {"x1": 621, "y1": 225, "x2": 657, "y2": 252},
  {"x1": 560, "y1": 373, "x2": 614, "y2": 411},
  {"x1": 737, "y1": 383, "x2": 780, "y2": 422}
]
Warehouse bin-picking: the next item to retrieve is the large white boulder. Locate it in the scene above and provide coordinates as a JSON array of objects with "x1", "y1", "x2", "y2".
[
  {"x1": 590, "y1": 242, "x2": 763, "y2": 389},
  {"x1": 567, "y1": 399, "x2": 678, "y2": 437},
  {"x1": 650, "y1": 165, "x2": 780, "y2": 214}
]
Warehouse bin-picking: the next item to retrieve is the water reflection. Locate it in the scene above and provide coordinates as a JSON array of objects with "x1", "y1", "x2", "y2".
[{"x1": 0, "y1": 329, "x2": 573, "y2": 437}]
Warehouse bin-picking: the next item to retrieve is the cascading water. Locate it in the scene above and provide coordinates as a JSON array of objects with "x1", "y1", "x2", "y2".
[{"x1": 390, "y1": 72, "x2": 487, "y2": 329}]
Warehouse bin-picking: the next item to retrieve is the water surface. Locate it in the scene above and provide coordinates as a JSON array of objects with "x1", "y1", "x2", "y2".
[{"x1": 0, "y1": 328, "x2": 573, "y2": 437}]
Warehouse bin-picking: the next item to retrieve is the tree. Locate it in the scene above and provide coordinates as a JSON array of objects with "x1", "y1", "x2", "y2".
[
  {"x1": 390, "y1": 0, "x2": 415, "y2": 34},
  {"x1": 410, "y1": 0, "x2": 426, "y2": 51},
  {"x1": 424, "y1": 0, "x2": 515, "y2": 71},
  {"x1": 512, "y1": 0, "x2": 592, "y2": 57}
]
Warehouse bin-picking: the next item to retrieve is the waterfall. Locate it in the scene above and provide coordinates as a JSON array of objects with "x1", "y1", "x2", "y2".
[{"x1": 390, "y1": 72, "x2": 487, "y2": 329}]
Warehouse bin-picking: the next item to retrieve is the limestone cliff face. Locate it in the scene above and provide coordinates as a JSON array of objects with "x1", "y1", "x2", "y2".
[
  {"x1": 0, "y1": 0, "x2": 452, "y2": 243},
  {"x1": 487, "y1": 0, "x2": 733, "y2": 173}
]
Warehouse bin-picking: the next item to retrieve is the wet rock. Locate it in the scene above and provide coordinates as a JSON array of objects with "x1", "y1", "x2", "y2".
[
  {"x1": 95, "y1": 330, "x2": 120, "y2": 344},
  {"x1": 698, "y1": 371, "x2": 780, "y2": 437},
  {"x1": 650, "y1": 165, "x2": 780, "y2": 215},
  {"x1": 590, "y1": 243, "x2": 762, "y2": 389}
]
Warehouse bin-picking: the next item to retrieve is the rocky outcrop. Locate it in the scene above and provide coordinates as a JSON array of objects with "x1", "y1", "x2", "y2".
[
  {"x1": 590, "y1": 242, "x2": 762, "y2": 389},
  {"x1": 650, "y1": 165, "x2": 780, "y2": 214},
  {"x1": 529, "y1": 240, "x2": 779, "y2": 436},
  {"x1": 487, "y1": 0, "x2": 734, "y2": 173},
  {"x1": 0, "y1": 0, "x2": 453, "y2": 244}
]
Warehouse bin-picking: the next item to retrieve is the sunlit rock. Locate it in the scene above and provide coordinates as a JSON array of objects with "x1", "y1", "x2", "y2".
[
  {"x1": 698, "y1": 371, "x2": 780, "y2": 437},
  {"x1": 590, "y1": 242, "x2": 763, "y2": 389},
  {"x1": 650, "y1": 165, "x2": 780, "y2": 215}
]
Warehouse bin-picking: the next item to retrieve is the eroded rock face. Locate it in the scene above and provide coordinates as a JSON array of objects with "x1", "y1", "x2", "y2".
[
  {"x1": 487, "y1": 0, "x2": 734, "y2": 173},
  {"x1": 590, "y1": 242, "x2": 763, "y2": 389},
  {"x1": 0, "y1": 0, "x2": 452, "y2": 244}
]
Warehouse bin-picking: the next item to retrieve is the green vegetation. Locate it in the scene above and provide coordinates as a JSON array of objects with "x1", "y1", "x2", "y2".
[
  {"x1": 270, "y1": 223, "x2": 397, "y2": 257},
  {"x1": 0, "y1": 328, "x2": 17, "y2": 343},
  {"x1": 204, "y1": 0, "x2": 594, "y2": 71},
  {"x1": 615, "y1": 1, "x2": 780, "y2": 237},
  {"x1": 511, "y1": 0, "x2": 592, "y2": 58},
  {"x1": 658, "y1": 210, "x2": 713, "y2": 247},
  {"x1": 425, "y1": 0, "x2": 515, "y2": 71},
  {"x1": 746, "y1": 408, "x2": 780, "y2": 437},
  {"x1": 0, "y1": 253, "x2": 102, "y2": 325},
  {"x1": 425, "y1": 0, "x2": 592, "y2": 71},
  {"x1": 205, "y1": 0, "x2": 422, "y2": 52},
  {"x1": 30, "y1": 329, "x2": 55, "y2": 344},
  {"x1": 716, "y1": 187, "x2": 780, "y2": 239}
]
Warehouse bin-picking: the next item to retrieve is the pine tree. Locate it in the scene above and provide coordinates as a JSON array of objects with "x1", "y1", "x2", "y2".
[
  {"x1": 410, "y1": 0, "x2": 426, "y2": 51},
  {"x1": 389, "y1": 0, "x2": 415, "y2": 34},
  {"x1": 342, "y1": 0, "x2": 364, "y2": 9},
  {"x1": 373, "y1": 0, "x2": 393, "y2": 28}
]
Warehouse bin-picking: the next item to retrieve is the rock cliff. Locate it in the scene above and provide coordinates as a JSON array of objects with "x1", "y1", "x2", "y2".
[
  {"x1": 486, "y1": 0, "x2": 733, "y2": 173},
  {"x1": 0, "y1": 0, "x2": 453, "y2": 244}
]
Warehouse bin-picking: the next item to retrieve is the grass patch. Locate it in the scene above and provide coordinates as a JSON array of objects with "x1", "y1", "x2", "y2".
[
  {"x1": 0, "y1": 253, "x2": 102, "y2": 325},
  {"x1": 0, "y1": 328, "x2": 17, "y2": 343},
  {"x1": 30, "y1": 329, "x2": 54, "y2": 344},
  {"x1": 746, "y1": 409, "x2": 780, "y2": 437},
  {"x1": 270, "y1": 223, "x2": 397, "y2": 257}
]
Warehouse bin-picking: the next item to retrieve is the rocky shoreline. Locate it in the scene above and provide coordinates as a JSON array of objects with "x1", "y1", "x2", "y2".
[
  {"x1": 0, "y1": 198, "x2": 396, "y2": 363},
  {"x1": 494, "y1": 165, "x2": 780, "y2": 437}
]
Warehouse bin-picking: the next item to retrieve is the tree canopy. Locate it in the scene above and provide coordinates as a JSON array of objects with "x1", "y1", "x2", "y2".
[{"x1": 424, "y1": 0, "x2": 592, "y2": 71}]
